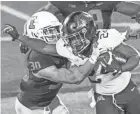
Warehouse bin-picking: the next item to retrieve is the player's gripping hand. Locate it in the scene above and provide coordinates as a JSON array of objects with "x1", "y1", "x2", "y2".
[
  {"x1": 98, "y1": 57, "x2": 122, "y2": 76},
  {"x1": 97, "y1": 51, "x2": 122, "y2": 76},
  {"x1": 89, "y1": 44, "x2": 107, "y2": 64},
  {"x1": 19, "y1": 43, "x2": 29, "y2": 54},
  {"x1": 2, "y1": 24, "x2": 19, "y2": 41}
]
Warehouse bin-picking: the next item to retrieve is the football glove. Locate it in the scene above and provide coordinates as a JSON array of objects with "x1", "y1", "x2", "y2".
[
  {"x1": 2, "y1": 24, "x2": 19, "y2": 41},
  {"x1": 19, "y1": 43, "x2": 29, "y2": 54}
]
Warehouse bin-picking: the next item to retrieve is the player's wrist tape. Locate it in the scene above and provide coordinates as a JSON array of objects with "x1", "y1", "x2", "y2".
[{"x1": 89, "y1": 56, "x2": 97, "y2": 64}]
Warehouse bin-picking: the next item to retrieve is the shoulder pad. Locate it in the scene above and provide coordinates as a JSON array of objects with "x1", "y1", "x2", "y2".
[{"x1": 97, "y1": 29, "x2": 126, "y2": 49}]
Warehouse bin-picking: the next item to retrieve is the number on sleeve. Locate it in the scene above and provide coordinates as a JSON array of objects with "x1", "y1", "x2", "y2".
[{"x1": 29, "y1": 61, "x2": 41, "y2": 71}]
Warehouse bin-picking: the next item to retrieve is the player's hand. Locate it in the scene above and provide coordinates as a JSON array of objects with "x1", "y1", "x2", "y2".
[
  {"x1": 98, "y1": 54, "x2": 122, "y2": 76},
  {"x1": 2, "y1": 24, "x2": 19, "y2": 41},
  {"x1": 19, "y1": 43, "x2": 29, "y2": 54},
  {"x1": 89, "y1": 44, "x2": 107, "y2": 64}
]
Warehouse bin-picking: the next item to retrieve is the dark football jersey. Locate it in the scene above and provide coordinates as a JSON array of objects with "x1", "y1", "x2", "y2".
[
  {"x1": 18, "y1": 50, "x2": 67, "y2": 108},
  {"x1": 50, "y1": 1, "x2": 121, "y2": 29}
]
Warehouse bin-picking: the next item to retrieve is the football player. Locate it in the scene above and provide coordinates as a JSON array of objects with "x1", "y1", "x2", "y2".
[
  {"x1": 3, "y1": 11, "x2": 103, "y2": 114},
  {"x1": 17, "y1": 10, "x2": 140, "y2": 114},
  {"x1": 57, "y1": 11, "x2": 140, "y2": 114}
]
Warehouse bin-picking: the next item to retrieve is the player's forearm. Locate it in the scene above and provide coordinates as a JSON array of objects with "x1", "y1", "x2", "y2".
[
  {"x1": 58, "y1": 67, "x2": 86, "y2": 84},
  {"x1": 115, "y1": 2, "x2": 140, "y2": 16},
  {"x1": 39, "y1": 60, "x2": 95, "y2": 84},
  {"x1": 122, "y1": 55, "x2": 140, "y2": 72},
  {"x1": 67, "y1": 60, "x2": 96, "y2": 84},
  {"x1": 50, "y1": 61, "x2": 95, "y2": 84},
  {"x1": 59, "y1": 62, "x2": 95, "y2": 84},
  {"x1": 74, "y1": 60, "x2": 95, "y2": 77},
  {"x1": 37, "y1": 66, "x2": 84, "y2": 84},
  {"x1": 18, "y1": 35, "x2": 59, "y2": 56}
]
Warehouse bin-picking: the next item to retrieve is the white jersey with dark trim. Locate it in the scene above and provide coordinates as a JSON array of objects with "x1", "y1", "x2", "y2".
[{"x1": 56, "y1": 29, "x2": 138, "y2": 95}]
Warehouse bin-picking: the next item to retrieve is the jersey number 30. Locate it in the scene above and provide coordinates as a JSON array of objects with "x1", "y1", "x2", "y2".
[{"x1": 29, "y1": 61, "x2": 41, "y2": 71}]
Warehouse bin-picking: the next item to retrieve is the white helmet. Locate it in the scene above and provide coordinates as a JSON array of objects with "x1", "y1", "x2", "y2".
[{"x1": 23, "y1": 11, "x2": 62, "y2": 44}]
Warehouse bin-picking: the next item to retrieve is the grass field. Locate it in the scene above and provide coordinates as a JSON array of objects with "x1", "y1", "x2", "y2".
[{"x1": 1, "y1": 1, "x2": 140, "y2": 114}]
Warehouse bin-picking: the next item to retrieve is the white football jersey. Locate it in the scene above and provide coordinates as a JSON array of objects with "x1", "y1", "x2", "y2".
[
  {"x1": 56, "y1": 29, "x2": 132, "y2": 95},
  {"x1": 56, "y1": 29, "x2": 126, "y2": 66}
]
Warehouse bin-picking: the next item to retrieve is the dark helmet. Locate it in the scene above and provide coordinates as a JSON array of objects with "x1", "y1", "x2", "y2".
[{"x1": 62, "y1": 11, "x2": 97, "y2": 56}]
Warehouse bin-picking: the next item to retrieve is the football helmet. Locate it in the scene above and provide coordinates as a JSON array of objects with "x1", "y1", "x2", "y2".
[
  {"x1": 24, "y1": 11, "x2": 62, "y2": 44},
  {"x1": 62, "y1": 11, "x2": 97, "y2": 56}
]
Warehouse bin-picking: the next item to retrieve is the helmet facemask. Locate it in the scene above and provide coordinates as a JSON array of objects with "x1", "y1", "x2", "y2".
[
  {"x1": 37, "y1": 25, "x2": 62, "y2": 44},
  {"x1": 63, "y1": 27, "x2": 90, "y2": 56}
]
